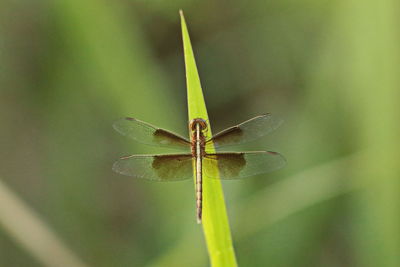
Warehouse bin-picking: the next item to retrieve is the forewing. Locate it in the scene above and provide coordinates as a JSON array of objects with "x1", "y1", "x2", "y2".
[
  {"x1": 206, "y1": 114, "x2": 282, "y2": 148},
  {"x1": 113, "y1": 117, "x2": 190, "y2": 149},
  {"x1": 203, "y1": 151, "x2": 286, "y2": 180},
  {"x1": 113, "y1": 154, "x2": 193, "y2": 181}
]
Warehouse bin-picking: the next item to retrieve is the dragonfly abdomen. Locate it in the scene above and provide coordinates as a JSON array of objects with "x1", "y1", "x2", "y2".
[{"x1": 190, "y1": 119, "x2": 207, "y2": 224}]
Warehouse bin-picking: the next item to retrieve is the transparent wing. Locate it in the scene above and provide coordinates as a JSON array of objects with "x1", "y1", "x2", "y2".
[
  {"x1": 206, "y1": 114, "x2": 283, "y2": 148},
  {"x1": 112, "y1": 154, "x2": 193, "y2": 181},
  {"x1": 203, "y1": 151, "x2": 286, "y2": 180},
  {"x1": 113, "y1": 117, "x2": 190, "y2": 149}
]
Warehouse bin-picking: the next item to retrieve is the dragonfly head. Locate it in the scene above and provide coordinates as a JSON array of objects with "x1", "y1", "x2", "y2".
[{"x1": 189, "y1": 118, "x2": 208, "y2": 132}]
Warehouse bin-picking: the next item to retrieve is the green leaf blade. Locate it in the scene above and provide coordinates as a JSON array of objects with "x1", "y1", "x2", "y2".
[{"x1": 180, "y1": 10, "x2": 238, "y2": 267}]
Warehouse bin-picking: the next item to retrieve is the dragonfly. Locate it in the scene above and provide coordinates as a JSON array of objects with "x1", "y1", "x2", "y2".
[{"x1": 112, "y1": 114, "x2": 286, "y2": 223}]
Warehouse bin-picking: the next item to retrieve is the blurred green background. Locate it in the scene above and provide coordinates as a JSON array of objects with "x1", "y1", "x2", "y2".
[{"x1": 0, "y1": 0, "x2": 399, "y2": 266}]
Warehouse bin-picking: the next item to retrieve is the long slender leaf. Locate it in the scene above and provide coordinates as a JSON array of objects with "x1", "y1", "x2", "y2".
[{"x1": 180, "y1": 10, "x2": 238, "y2": 267}]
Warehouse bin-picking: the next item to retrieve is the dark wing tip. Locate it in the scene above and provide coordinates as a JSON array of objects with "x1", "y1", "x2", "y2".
[
  {"x1": 113, "y1": 117, "x2": 137, "y2": 134},
  {"x1": 267, "y1": 150, "x2": 287, "y2": 166},
  {"x1": 253, "y1": 113, "x2": 272, "y2": 119}
]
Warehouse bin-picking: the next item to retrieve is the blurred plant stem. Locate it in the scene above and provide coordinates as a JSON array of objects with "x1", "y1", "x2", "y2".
[
  {"x1": 180, "y1": 11, "x2": 238, "y2": 267},
  {"x1": 0, "y1": 179, "x2": 88, "y2": 267}
]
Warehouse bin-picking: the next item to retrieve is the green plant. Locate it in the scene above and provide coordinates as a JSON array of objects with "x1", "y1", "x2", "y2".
[{"x1": 180, "y1": 10, "x2": 238, "y2": 267}]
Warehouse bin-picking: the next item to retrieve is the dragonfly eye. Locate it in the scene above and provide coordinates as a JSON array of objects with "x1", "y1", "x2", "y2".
[{"x1": 189, "y1": 118, "x2": 208, "y2": 131}]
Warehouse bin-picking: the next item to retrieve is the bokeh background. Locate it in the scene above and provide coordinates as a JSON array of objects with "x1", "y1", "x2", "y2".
[{"x1": 1, "y1": 0, "x2": 399, "y2": 266}]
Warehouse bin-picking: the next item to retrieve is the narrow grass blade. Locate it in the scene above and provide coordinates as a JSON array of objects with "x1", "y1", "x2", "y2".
[
  {"x1": 0, "y1": 178, "x2": 88, "y2": 267},
  {"x1": 180, "y1": 10, "x2": 238, "y2": 267}
]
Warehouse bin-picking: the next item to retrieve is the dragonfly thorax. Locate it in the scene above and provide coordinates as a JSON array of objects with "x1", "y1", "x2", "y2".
[
  {"x1": 189, "y1": 118, "x2": 207, "y2": 157},
  {"x1": 189, "y1": 118, "x2": 208, "y2": 132}
]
